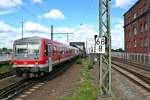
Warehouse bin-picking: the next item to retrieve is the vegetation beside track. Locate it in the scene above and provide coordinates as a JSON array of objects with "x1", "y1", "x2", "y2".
[
  {"x1": 0, "y1": 64, "x2": 12, "y2": 73},
  {"x1": 59, "y1": 58, "x2": 99, "y2": 100}
]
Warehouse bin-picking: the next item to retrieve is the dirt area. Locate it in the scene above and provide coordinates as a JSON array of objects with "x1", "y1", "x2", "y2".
[
  {"x1": 16, "y1": 63, "x2": 81, "y2": 100},
  {"x1": 112, "y1": 70, "x2": 149, "y2": 100},
  {"x1": 91, "y1": 62, "x2": 149, "y2": 100}
]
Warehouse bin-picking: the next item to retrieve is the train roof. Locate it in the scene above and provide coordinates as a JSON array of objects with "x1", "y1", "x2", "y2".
[
  {"x1": 14, "y1": 36, "x2": 42, "y2": 43},
  {"x1": 14, "y1": 36, "x2": 78, "y2": 50}
]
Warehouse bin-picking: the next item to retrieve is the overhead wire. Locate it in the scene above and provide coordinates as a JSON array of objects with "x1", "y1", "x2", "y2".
[{"x1": 12, "y1": 0, "x2": 50, "y2": 29}]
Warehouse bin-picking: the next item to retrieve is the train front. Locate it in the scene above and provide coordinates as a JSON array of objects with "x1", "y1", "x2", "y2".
[{"x1": 12, "y1": 37, "x2": 43, "y2": 77}]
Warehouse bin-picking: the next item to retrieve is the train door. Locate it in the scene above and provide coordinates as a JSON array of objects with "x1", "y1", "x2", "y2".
[{"x1": 48, "y1": 43, "x2": 53, "y2": 72}]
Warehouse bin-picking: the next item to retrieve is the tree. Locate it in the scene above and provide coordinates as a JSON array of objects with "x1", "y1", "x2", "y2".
[
  {"x1": 116, "y1": 48, "x2": 124, "y2": 52},
  {"x1": 2, "y1": 48, "x2": 7, "y2": 52}
]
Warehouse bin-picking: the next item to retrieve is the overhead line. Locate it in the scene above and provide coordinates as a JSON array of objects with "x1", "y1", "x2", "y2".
[{"x1": 12, "y1": 0, "x2": 50, "y2": 29}]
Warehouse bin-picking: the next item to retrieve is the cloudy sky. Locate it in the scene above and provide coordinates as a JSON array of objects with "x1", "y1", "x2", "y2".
[{"x1": 0, "y1": 0, "x2": 138, "y2": 49}]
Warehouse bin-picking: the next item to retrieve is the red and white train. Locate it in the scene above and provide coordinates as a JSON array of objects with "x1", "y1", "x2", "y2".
[{"x1": 12, "y1": 36, "x2": 79, "y2": 77}]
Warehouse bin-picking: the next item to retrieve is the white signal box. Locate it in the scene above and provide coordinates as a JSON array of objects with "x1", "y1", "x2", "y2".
[{"x1": 95, "y1": 37, "x2": 105, "y2": 53}]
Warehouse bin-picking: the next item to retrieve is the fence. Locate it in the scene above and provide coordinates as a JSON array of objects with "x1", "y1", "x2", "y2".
[
  {"x1": 112, "y1": 52, "x2": 150, "y2": 64},
  {"x1": 0, "y1": 54, "x2": 12, "y2": 62}
]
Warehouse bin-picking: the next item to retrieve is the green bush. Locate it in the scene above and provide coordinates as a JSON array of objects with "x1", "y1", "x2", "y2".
[
  {"x1": 88, "y1": 63, "x2": 93, "y2": 70},
  {"x1": 0, "y1": 64, "x2": 12, "y2": 73},
  {"x1": 76, "y1": 59, "x2": 82, "y2": 64}
]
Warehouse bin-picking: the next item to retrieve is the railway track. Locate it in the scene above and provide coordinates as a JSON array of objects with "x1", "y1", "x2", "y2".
[
  {"x1": 0, "y1": 71, "x2": 15, "y2": 80},
  {"x1": 112, "y1": 57, "x2": 150, "y2": 71},
  {"x1": 112, "y1": 61, "x2": 150, "y2": 92},
  {"x1": 0, "y1": 59, "x2": 76, "y2": 99},
  {"x1": 0, "y1": 79, "x2": 34, "y2": 99}
]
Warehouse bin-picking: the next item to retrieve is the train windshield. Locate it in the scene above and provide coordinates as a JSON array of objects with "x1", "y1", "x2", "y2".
[{"x1": 15, "y1": 42, "x2": 40, "y2": 55}]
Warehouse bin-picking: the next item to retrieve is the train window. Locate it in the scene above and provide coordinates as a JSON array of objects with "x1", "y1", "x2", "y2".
[
  {"x1": 63, "y1": 48, "x2": 65, "y2": 54},
  {"x1": 59, "y1": 48, "x2": 61, "y2": 53},
  {"x1": 60, "y1": 48, "x2": 63, "y2": 54},
  {"x1": 60, "y1": 47, "x2": 64, "y2": 54},
  {"x1": 45, "y1": 44, "x2": 48, "y2": 56},
  {"x1": 48, "y1": 45, "x2": 50, "y2": 53},
  {"x1": 48, "y1": 45, "x2": 52, "y2": 53},
  {"x1": 64, "y1": 48, "x2": 66, "y2": 54},
  {"x1": 53, "y1": 46, "x2": 57, "y2": 53}
]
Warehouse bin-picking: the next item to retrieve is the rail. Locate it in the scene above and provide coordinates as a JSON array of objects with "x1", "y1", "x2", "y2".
[
  {"x1": 112, "y1": 61, "x2": 150, "y2": 92},
  {"x1": 112, "y1": 52, "x2": 150, "y2": 64}
]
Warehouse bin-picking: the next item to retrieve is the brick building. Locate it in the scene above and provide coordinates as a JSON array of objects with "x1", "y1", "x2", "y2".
[{"x1": 124, "y1": 0, "x2": 150, "y2": 53}]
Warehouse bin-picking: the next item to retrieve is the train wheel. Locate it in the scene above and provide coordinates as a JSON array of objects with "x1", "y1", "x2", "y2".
[{"x1": 34, "y1": 73, "x2": 39, "y2": 78}]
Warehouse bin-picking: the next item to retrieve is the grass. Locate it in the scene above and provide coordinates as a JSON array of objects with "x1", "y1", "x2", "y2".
[
  {"x1": 59, "y1": 58, "x2": 99, "y2": 100},
  {"x1": 0, "y1": 64, "x2": 12, "y2": 73},
  {"x1": 76, "y1": 59, "x2": 82, "y2": 64}
]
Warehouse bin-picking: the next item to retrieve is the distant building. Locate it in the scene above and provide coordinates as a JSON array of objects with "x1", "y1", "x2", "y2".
[{"x1": 124, "y1": 0, "x2": 150, "y2": 53}]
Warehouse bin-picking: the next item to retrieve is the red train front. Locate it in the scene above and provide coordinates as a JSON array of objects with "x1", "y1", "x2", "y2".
[{"x1": 12, "y1": 36, "x2": 79, "y2": 77}]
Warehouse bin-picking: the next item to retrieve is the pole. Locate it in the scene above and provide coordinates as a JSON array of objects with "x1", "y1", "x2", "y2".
[
  {"x1": 67, "y1": 33, "x2": 68, "y2": 43},
  {"x1": 107, "y1": 0, "x2": 112, "y2": 95},
  {"x1": 99, "y1": 0, "x2": 112, "y2": 97},
  {"x1": 86, "y1": 39, "x2": 88, "y2": 53},
  {"x1": 51, "y1": 25, "x2": 53, "y2": 40},
  {"x1": 99, "y1": 0, "x2": 103, "y2": 90},
  {"x1": 21, "y1": 19, "x2": 24, "y2": 39}
]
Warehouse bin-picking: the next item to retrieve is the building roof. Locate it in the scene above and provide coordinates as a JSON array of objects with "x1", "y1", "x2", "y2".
[{"x1": 124, "y1": 0, "x2": 140, "y2": 16}]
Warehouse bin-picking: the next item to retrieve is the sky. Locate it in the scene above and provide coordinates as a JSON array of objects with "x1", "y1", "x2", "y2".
[{"x1": 0, "y1": 0, "x2": 138, "y2": 49}]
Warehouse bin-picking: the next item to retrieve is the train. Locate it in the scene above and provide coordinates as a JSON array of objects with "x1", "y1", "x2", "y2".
[{"x1": 12, "y1": 36, "x2": 79, "y2": 77}]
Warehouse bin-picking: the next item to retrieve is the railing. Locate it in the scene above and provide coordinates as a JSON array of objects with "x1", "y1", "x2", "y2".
[
  {"x1": 0, "y1": 54, "x2": 12, "y2": 62},
  {"x1": 112, "y1": 52, "x2": 150, "y2": 64}
]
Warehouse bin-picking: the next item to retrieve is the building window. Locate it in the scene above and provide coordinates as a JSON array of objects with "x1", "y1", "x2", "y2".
[
  {"x1": 140, "y1": 24, "x2": 143, "y2": 32},
  {"x1": 126, "y1": 42, "x2": 128, "y2": 49},
  {"x1": 140, "y1": 7, "x2": 142, "y2": 15},
  {"x1": 134, "y1": 13, "x2": 137, "y2": 19},
  {"x1": 144, "y1": 22, "x2": 147, "y2": 31},
  {"x1": 128, "y1": 29, "x2": 130, "y2": 36},
  {"x1": 145, "y1": 38, "x2": 148, "y2": 47},
  {"x1": 134, "y1": 27, "x2": 137, "y2": 35},
  {"x1": 141, "y1": 39, "x2": 143, "y2": 47},
  {"x1": 134, "y1": 40, "x2": 137, "y2": 47},
  {"x1": 143, "y1": 3, "x2": 147, "y2": 12}
]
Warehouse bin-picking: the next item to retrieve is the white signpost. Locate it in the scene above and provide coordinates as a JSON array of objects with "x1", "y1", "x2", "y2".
[{"x1": 95, "y1": 37, "x2": 105, "y2": 53}]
